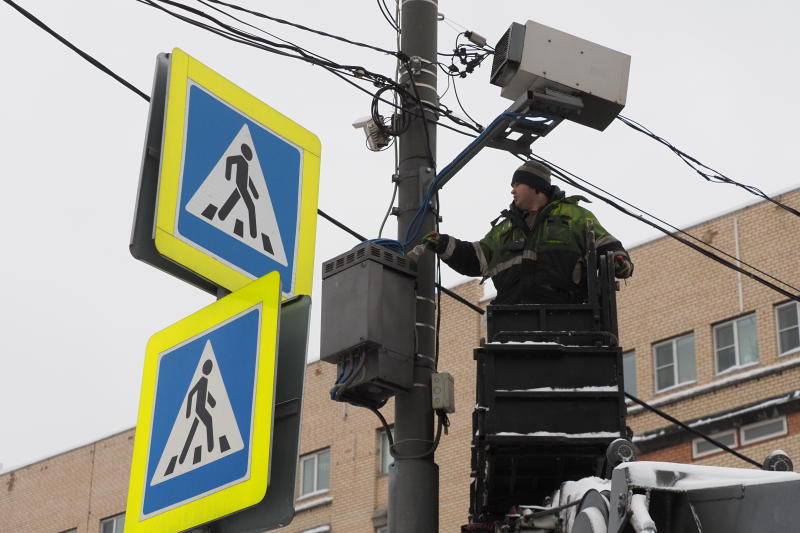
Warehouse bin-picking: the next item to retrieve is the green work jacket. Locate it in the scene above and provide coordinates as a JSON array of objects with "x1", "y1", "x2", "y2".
[{"x1": 440, "y1": 191, "x2": 626, "y2": 304}]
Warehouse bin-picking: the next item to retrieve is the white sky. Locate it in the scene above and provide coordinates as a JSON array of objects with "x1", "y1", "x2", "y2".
[{"x1": 1, "y1": 0, "x2": 798, "y2": 471}]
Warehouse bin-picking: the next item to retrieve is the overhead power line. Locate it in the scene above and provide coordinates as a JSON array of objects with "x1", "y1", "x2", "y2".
[
  {"x1": 9, "y1": 0, "x2": 790, "y2": 471},
  {"x1": 523, "y1": 153, "x2": 800, "y2": 303},
  {"x1": 204, "y1": 0, "x2": 399, "y2": 57},
  {"x1": 626, "y1": 393, "x2": 762, "y2": 469},
  {"x1": 376, "y1": 0, "x2": 399, "y2": 33},
  {"x1": 528, "y1": 154, "x2": 800, "y2": 296},
  {"x1": 11, "y1": 0, "x2": 791, "y2": 307},
  {"x1": 4, "y1": 1, "x2": 482, "y2": 317},
  {"x1": 617, "y1": 114, "x2": 800, "y2": 218},
  {"x1": 3, "y1": 0, "x2": 150, "y2": 101},
  {"x1": 135, "y1": 0, "x2": 481, "y2": 137}
]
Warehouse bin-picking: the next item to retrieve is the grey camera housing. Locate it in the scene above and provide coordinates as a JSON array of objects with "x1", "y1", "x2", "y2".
[{"x1": 491, "y1": 20, "x2": 631, "y2": 131}]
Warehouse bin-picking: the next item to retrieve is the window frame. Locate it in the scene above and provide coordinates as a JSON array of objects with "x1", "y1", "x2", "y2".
[
  {"x1": 298, "y1": 448, "x2": 331, "y2": 500},
  {"x1": 740, "y1": 416, "x2": 787, "y2": 446},
  {"x1": 775, "y1": 301, "x2": 800, "y2": 357},
  {"x1": 691, "y1": 429, "x2": 738, "y2": 459},
  {"x1": 713, "y1": 313, "x2": 759, "y2": 375},
  {"x1": 652, "y1": 333, "x2": 696, "y2": 393},
  {"x1": 99, "y1": 513, "x2": 125, "y2": 533},
  {"x1": 622, "y1": 350, "x2": 637, "y2": 397},
  {"x1": 378, "y1": 426, "x2": 395, "y2": 476}
]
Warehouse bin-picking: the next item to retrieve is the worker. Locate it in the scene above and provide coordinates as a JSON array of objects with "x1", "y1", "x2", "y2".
[{"x1": 422, "y1": 160, "x2": 633, "y2": 304}]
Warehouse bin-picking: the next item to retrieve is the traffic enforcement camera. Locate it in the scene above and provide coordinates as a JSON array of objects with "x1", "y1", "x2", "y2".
[
  {"x1": 490, "y1": 20, "x2": 631, "y2": 131},
  {"x1": 320, "y1": 242, "x2": 417, "y2": 407}
]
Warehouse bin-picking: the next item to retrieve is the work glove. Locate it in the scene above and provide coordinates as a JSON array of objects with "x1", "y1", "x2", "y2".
[
  {"x1": 614, "y1": 253, "x2": 634, "y2": 279},
  {"x1": 422, "y1": 231, "x2": 448, "y2": 254}
]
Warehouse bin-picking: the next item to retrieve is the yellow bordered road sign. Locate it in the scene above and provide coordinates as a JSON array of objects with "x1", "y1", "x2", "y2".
[
  {"x1": 153, "y1": 48, "x2": 320, "y2": 298},
  {"x1": 125, "y1": 272, "x2": 281, "y2": 532}
]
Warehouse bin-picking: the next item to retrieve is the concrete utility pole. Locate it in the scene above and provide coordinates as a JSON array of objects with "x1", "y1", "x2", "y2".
[{"x1": 389, "y1": 0, "x2": 439, "y2": 532}]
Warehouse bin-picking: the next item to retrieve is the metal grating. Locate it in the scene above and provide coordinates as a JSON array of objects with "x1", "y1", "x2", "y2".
[
  {"x1": 322, "y1": 242, "x2": 417, "y2": 280},
  {"x1": 491, "y1": 26, "x2": 511, "y2": 81}
]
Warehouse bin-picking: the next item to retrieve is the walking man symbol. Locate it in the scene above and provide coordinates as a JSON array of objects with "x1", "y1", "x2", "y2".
[
  {"x1": 177, "y1": 359, "x2": 228, "y2": 466},
  {"x1": 203, "y1": 143, "x2": 263, "y2": 241},
  {"x1": 184, "y1": 123, "x2": 289, "y2": 266},
  {"x1": 151, "y1": 340, "x2": 245, "y2": 485}
]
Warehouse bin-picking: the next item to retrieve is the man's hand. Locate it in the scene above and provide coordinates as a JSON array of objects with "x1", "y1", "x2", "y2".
[
  {"x1": 614, "y1": 254, "x2": 634, "y2": 279},
  {"x1": 422, "y1": 231, "x2": 442, "y2": 250}
]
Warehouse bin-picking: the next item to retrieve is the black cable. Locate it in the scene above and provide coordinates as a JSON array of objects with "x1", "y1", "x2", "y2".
[
  {"x1": 147, "y1": 0, "x2": 483, "y2": 137},
  {"x1": 372, "y1": 85, "x2": 410, "y2": 137},
  {"x1": 18, "y1": 3, "x2": 762, "y2": 470},
  {"x1": 369, "y1": 406, "x2": 394, "y2": 448},
  {"x1": 140, "y1": 0, "x2": 481, "y2": 139},
  {"x1": 378, "y1": 182, "x2": 398, "y2": 238},
  {"x1": 520, "y1": 153, "x2": 800, "y2": 303},
  {"x1": 438, "y1": 285, "x2": 485, "y2": 315},
  {"x1": 438, "y1": 67, "x2": 453, "y2": 101},
  {"x1": 140, "y1": 0, "x2": 365, "y2": 74},
  {"x1": 376, "y1": 0, "x2": 399, "y2": 32},
  {"x1": 10, "y1": 0, "x2": 476, "y2": 147},
  {"x1": 390, "y1": 412, "x2": 445, "y2": 459},
  {"x1": 617, "y1": 115, "x2": 800, "y2": 218},
  {"x1": 625, "y1": 393, "x2": 763, "y2": 469},
  {"x1": 528, "y1": 153, "x2": 800, "y2": 295},
  {"x1": 204, "y1": 0, "x2": 400, "y2": 57},
  {"x1": 3, "y1": 0, "x2": 151, "y2": 102},
  {"x1": 195, "y1": 0, "x2": 337, "y2": 67},
  {"x1": 8, "y1": 0, "x2": 496, "y2": 314},
  {"x1": 204, "y1": 0, "x2": 482, "y2": 136},
  {"x1": 451, "y1": 76, "x2": 483, "y2": 132},
  {"x1": 318, "y1": 209, "x2": 368, "y2": 241}
]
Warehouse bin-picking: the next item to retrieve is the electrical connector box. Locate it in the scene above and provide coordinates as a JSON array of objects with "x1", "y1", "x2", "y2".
[
  {"x1": 431, "y1": 372, "x2": 455, "y2": 413},
  {"x1": 490, "y1": 20, "x2": 630, "y2": 131},
  {"x1": 321, "y1": 243, "x2": 417, "y2": 405}
]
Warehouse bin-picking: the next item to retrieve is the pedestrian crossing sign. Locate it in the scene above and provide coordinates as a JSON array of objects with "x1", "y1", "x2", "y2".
[
  {"x1": 125, "y1": 272, "x2": 281, "y2": 532},
  {"x1": 154, "y1": 48, "x2": 321, "y2": 298}
]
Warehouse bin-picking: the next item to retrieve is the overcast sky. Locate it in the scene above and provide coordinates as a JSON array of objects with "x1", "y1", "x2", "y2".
[{"x1": 1, "y1": 0, "x2": 798, "y2": 471}]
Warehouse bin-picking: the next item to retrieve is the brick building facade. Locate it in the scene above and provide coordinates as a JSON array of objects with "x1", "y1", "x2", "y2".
[{"x1": 2, "y1": 188, "x2": 798, "y2": 533}]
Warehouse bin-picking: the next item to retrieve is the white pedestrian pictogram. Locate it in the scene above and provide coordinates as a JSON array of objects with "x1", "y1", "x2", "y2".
[
  {"x1": 185, "y1": 124, "x2": 288, "y2": 266},
  {"x1": 150, "y1": 340, "x2": 245, "y2": 485}
]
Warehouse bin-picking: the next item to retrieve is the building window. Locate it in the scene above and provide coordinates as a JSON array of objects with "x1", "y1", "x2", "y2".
[
  {"x1": 692, "y1": 429, "x2": 737, "y2": 459},
  {"x1": 60, "y1": 529, "x2": 78, "y2": 533},
  {"x1": 740, "y1": 417, "x2": 787, "y2": 446},
  {"x1": 622, "y1": 350, "x2": 636, "y2": 396},
  {"x1": 776, "y1": 302, "x2": 800, "y2": 356},
  {"x1": 298, "y1": 526, "x2": 331, "y2": 533},
  {"x1": 376, "y1": 527, "x2": 388, "y2": 533},
  {"x1": 299, "y1": 448, "x2": 330, "y2": 498},
  {"x1": 100, "y1": 513, "x2": 125, "y2": 533},
  {"x1": 714, "y1": 314, "x2": 759, "y2": 374},
  {"x1": 378, "y1": 427, "x2": 394, "y2": 475},
  {"x1": 653, "y1": 333, "x2": 696, "y2": 392}
]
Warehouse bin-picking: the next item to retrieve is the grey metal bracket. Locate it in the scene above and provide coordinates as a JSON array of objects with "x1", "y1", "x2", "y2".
[{"x1": 434, "y1": 89, "x2": 582, "y2": 191}]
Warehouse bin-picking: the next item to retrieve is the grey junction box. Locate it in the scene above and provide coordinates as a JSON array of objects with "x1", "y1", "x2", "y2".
[{"x1": 321, "y1": 243, "x2": 417, "y2": 404}]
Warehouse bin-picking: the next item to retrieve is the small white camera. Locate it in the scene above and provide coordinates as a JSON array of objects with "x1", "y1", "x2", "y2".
[{"x1": 352, "y1": 116, "x2": 390, "y2": 151}]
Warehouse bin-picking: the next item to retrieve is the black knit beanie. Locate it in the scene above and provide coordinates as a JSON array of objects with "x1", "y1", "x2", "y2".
[{"x1": 511, "y1": 160, "x2": 552, "y2": 195}]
